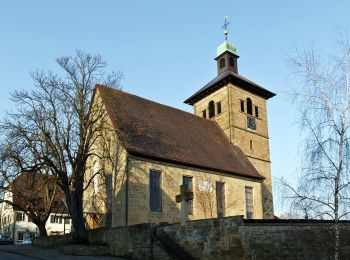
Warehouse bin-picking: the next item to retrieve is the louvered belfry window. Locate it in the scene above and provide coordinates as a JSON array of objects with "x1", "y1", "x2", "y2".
[
  {"x1": 208, "y1": 101, "x2": 215, "y2": 118},
  {"x1": 246, "y1": 98, "x2": 253, "y2": 115}
]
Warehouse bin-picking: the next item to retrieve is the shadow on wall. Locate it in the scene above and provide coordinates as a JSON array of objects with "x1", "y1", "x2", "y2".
[{"x1": 262, "y1": 182, "x2": 274, "y2": 218}]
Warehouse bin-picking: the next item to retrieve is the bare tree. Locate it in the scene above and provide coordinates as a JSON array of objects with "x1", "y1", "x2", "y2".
[
  {"x1": 0, "y1": 50, "x2": 122, "y2": 241},
  {"x1": 281, "y1": 31, "x2": 350, "y2": 259},
  {"x1": 0, "y1": 128, "x2": 66, "y2": 236},
  {"x1": 195, "y1": 176, "x2": 215, "y2": 218}
]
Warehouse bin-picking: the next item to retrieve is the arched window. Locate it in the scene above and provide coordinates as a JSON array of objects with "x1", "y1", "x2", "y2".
[
  {"x1": 208, "y1": 101, "x2": 215, "y2": 118},
  {"x1": 246, "y1": 98, "x2": 253, "y2": 115},
  {"x1": 229, "y1": 57, "x2": 235, "y2": 67},
  {"x1": 219, "y1": 58, "x2": 225, "y2": 69}
]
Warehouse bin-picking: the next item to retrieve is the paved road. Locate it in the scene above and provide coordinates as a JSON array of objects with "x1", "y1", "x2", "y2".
[
  {"x1": 0, "y1": 245, "x2": 123, "y2": 259},
  {"x1": 0, "y1": 250, "x2": 36, "y2": 260}
]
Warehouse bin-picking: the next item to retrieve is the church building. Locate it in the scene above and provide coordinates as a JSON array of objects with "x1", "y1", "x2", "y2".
[{"x1": 83, "y1": 36, "x2": 275, "y2": 228}]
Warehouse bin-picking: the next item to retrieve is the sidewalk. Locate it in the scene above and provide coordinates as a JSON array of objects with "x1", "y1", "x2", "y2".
[{"x1": 0, "y1": 244, "x2": 123, "y2": 259}]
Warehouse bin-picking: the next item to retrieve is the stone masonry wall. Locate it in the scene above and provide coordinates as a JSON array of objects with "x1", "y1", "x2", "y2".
[
  {"x1": 75, "y1": 216, "x2": 350, "y2": 259},
  {"x1": 242, "y1": 220, "x2": 350, "y2": 259},
  {"x1": 88, "y1": 223, "x2": 171, "y2": 259},
  {"x1": 159, "y1": 216, "x2": 350, "y2": 259},
  {"x1": 161, "y1": 216, "x2": 247, "y2": 259}
]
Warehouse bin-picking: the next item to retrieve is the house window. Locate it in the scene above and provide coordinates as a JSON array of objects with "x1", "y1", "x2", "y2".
[
  {"x1": 208, "y1": 101, "x2": 215, "y2": 118},
  {"x1": 255, "y1": 106, "x2": 259, "y2": 118},
  {"x1": 17, "y1": 232, "x2": 24, "y2": 241},
  {"x1": 217, "y1": 102, "x2": 222, "y2": 114},
  {"x1": 16, "y1": 212, "x2": 25, "y2": 222},
  {"x1": 150, "y1": 170, "x2": 162, "y2": 212},
  {"x1": 29, "y1": 233, "x2": 35, "y2": 239},
  {"x1": 182, "y1": 176, "x2": 193, "y2": 215},
  {"x1": 246, "y1": 98, "x2": 253, "y2": 115},
  {"x1": 51, "y1": 215, "x2": 62, "y2": 224},
  {"x1": 219, "y1": 58, "x2": 225, "y2": 69},
  {"x1": 250, "y1": 140, "x2": 253, "y2": 150},
  {"x1": 240, "y1": 100, "x2": 245, "y2": 112},
  {"x1": 202, "y1": 110, "x2": 206, "y2": 118},
  {"x1": 64, "y1": 218, "x2": 71, "y2": 225},
  {"x1": 245, "y1": 187, "x2": 254, "y2": 219}
]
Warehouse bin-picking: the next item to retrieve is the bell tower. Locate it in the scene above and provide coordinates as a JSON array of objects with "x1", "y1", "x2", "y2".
[{"x1": 184, "y1": 24, "x2": 276, "y2": 219}]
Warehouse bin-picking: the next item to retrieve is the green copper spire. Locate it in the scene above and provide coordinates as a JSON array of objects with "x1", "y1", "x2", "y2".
[{"x1": 217, "y1": 40, "x2": 237, "y2": 56}]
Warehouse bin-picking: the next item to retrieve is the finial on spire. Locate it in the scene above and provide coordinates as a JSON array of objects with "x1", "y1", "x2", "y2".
[{"x1": 221, "y1": 16, "x2": 230, "y2": 41}]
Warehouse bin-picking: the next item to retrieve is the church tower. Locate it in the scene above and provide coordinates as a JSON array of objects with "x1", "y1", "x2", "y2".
[{"x1": 184, "y1": 32, "x2": 276, "y2": 219}]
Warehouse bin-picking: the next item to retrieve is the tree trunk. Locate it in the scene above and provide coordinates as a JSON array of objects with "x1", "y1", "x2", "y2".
[
  {"x1": 36, "y1": 222, "x2": 48, "y2": 237},
  {"x1": 68, "y1": 175, "x2": 88, "y2": 243}
]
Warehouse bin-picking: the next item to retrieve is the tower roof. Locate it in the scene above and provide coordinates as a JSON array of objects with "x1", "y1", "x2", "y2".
[
  {"x1": 184, "y1": 70, "x2": 276, "y2": 105},
  {"x1": 217, "y1": 40, "x2": 237, "y2": 56}
]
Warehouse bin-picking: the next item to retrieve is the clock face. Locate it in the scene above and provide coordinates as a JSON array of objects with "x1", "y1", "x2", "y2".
[{"x1": 247, "y1": 116, "x2": 256, "y2": 130}]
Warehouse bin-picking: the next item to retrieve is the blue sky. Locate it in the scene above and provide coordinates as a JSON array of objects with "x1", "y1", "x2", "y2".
[{"x1": 1, "y1": 1, "x2": 350, "y2": 215}]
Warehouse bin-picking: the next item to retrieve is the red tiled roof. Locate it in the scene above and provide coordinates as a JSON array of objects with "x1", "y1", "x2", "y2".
[
  {"x1": 11, "y1": 172, "x2": 68, "y2": 214},
  {"x1": 97, "y1": 85, "x2": 263, "y2": 180}
]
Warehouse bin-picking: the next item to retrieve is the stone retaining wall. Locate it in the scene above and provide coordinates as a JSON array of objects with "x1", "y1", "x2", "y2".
[
  {"x1": 160, "y1": 216, "x2": 247, "y2": 259},
  {"x1": 159, "y1": 216, "x2": 350, "y2": 259},
  {"x1": 34, "y1": 217, "x2": 350, "y2": 259},
  {"x1": 88, "y1": 223, "x2": 171, "y2": 259},
  {"x1": 242, "y1": 220, "x2": 350, "y2": 259}
]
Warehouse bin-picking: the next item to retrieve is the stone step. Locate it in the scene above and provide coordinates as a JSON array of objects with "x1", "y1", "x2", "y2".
[{"x1": 60, "y1": 244, "x2": 110, "y2": 256}]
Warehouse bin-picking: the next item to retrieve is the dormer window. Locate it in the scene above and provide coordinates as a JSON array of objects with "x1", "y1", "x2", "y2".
[{"x1": 208, "y1": 101, "x2": 215, "y2": 118}]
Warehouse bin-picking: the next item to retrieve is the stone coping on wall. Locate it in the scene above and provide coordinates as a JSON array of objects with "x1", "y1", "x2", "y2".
[
  {"x1": 244, "y1": 218, "x2": 350, "y2": 226},
  {"x1": 158, "y1": 215, "x2": 245, "y2": 227}
]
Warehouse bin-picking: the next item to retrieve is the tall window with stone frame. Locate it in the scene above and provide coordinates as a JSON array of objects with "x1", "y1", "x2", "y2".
[
  {"x1": 245, "y1": 186, "x2": 254, "y2": 219},
  {"x1": 150, "y1": 170, "x2": 162, "y2": 212},
  {"x1": 182, "y1": 176, "x2": 193, "y2": 215}
]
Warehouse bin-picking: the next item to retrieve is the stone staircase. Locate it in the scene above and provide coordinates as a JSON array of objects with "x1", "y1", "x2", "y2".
[{"x1": 154, "y1": 227, "x2": 197, "y2": 260}]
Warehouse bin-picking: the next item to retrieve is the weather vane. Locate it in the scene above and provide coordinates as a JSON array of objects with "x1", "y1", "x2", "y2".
[{"x1": 221, "y1": 16, "x2": 230, "y2": 41}]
